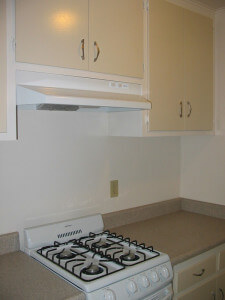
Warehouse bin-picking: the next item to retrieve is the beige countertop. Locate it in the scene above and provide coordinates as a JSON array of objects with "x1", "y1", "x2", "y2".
[
  {"x1": 110, "y1": 211, "x2": 225, "y2": 265},
  {"x1": 0, "y1": 251, "x2": 85, "y2": 300},
  {"x1": 1, "y1": 210, "x2": 225, "y2": 299}
]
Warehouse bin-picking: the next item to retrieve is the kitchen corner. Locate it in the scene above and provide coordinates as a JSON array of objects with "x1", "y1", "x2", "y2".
[
  {"x1": 1, "y1": 0, "x2": 225, "y2": 298},
  {"x1": 1, "y1": 198, "x2": 225, "y2": 299}
]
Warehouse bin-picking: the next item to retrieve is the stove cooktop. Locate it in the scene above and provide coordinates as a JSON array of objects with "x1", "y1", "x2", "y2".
[
  {"x1": 36, "y1": 230, "x2": 160, "y2": 282},
  {"x1": 24, "y1": 214, "x2": 173, "y2": 299}
]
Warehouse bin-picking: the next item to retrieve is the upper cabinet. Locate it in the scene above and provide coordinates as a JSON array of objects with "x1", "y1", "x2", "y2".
[
  {"x1": 148, "y1": 0, "x2": 213, "y2": 131},
  {"x1": 15, "y1": 0, "x2": 144, "y2": 78},
  {"x1": 16, "y1": 0, "x2": 89, "y2": 71},
  {"x1": 88, "y1": 0, "x2": 143, "y2": 77},
  {"x1": 148, "y1": 0, "x2": 184, "y2": 131},
  {"x1": 0, "y1": 0, "x2": 7, "y2": 133},
  {"x1": 183, "y1": 9, "x2": 213, "y2": 131}
]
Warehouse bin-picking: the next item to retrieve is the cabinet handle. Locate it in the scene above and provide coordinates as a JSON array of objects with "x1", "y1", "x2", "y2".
[
  {"x1": 94, "y1": 41, "x2": 100, "y2": 62},
  {"x1": 219, "y1": 288, "x2": 224, "y2": 300},
  {"x1": 179, "y1": 101, "x2": 183, "y2": 118},
  {"x1": 193, "y1": 268, "x2": 205, "y2": 276},
  {"x1": 81, "y1": 39, "x2": 85, "y2": 60},
  {"x1": 187, "y1": 101, "x2": 192, "y2": 118}
]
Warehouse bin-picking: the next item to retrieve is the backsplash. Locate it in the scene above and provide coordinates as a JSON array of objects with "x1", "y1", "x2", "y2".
[{"x1": 0, "y1": 110, "x2": 180, "y2": 247}]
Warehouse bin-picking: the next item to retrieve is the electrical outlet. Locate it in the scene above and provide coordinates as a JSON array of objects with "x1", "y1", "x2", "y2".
[{"x1": 110, "y1": 180, "x2": 119, "y2": 198}]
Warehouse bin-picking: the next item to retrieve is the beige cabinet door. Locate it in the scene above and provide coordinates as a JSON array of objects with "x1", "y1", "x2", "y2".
[
  {"x1": 0, "y1": 0, "x2": 7, "y2": 133},
  {"x1": 89, "y1": 0, "x2": 143, "y2": 78},
  {"x1": 16, "y1": 0, "x2": 89, "y2": 70},
  {"x1": 176, "y1": 254, "x2": 216, "y2": 293},
  {"x1": 177, "y1": 277, "x2": 216, "y2": 300},
  {"x1": 184, "y1": 9, "x2": 213, "y2": 131},
  {"x1": 148, "y1": 0, "x2": 184, "y2": 131},
  {"x1": 217, "y1": 272, "x2": 225, "y2": 300}
]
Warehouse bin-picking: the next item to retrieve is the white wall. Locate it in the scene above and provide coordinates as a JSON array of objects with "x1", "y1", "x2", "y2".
[
  {"x1": 180, "y1": 9, "x2": 225, "y2": 205},
  {"x1": 0, "y1": 110, "x2": 180, "y2": 243},
  {"x1": 180, "y1": 135, "x2": 225, "y2": 204}
]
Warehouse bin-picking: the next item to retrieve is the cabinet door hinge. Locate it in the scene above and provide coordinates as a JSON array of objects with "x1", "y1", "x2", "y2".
[{"x1": 143, "y1": 0, "x2": 149, "y2": 11}]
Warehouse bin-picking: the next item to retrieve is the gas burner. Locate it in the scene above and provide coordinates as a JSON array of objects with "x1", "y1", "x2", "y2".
[
  {"x1": 93, "y1": 239, "x2": 111, "y2": 249},
  {"x1": 121, "y1": 252, "x2": 139, "y2": 262},
  {"x1": 83, "y1": 264, "x2": 104, "y2": 275},
  {"x1": 56, "y1": 248, "x2": 76, "y2": 260}
]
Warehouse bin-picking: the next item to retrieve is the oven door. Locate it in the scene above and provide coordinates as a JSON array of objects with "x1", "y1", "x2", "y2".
[{"x1": 144, "y1": 284, "x2": 173, "y2": 300}]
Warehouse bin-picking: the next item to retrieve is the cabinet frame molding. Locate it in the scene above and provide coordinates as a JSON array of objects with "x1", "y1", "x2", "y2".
[{"x1": 0, "y1": 0, "x2": 16, "y2": 141}]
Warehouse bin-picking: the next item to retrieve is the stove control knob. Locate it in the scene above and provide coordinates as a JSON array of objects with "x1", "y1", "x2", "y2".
[
  {"x1": 139, "y1": 275, "x2": 150, "y2": 288},
  {"x1": 126, "y1": 280, "x2": 138, "y2": 294},
  {"x1": 149, "y1": 270, "x2": 159, "y2": 283},
  {"x1": 160, "y1": 266, "x2": 170, "y2": 279},
  {"x1": 103, "y1": 289, "x2": 116, "y2": 300}
]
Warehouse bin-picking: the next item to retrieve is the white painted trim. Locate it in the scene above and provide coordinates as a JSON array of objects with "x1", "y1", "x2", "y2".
[
  {"x1": 143, "y1": 0, "x2": 149, "y2": 101},
  {"x1": 0, "y1": 0, "x2": 16, "y2": 141},
  {"x1": 212, "y1": 15, "x2": 216, "y2": 134},
  {"x1": 167, "y1": 0, "x2": 215, "y2": 17},
  {"x1": 214, "y1": 13, "x2": 218, "y2": 133}
]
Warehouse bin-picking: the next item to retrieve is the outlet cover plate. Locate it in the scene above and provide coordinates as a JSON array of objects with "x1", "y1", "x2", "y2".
[{"x1": 110, "y1": 180, "x2": 119, "y2": 198}]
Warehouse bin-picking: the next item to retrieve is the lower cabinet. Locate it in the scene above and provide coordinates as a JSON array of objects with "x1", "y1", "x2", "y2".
[
  {"x1": 177, "y1": 278, "x2": 216, "y2": 300},
  {"x1": 217, "y1": 271, "x2": 225, "y2": 300},
  {"x1": 173, "y1": 244, "x2": 225, "y2": 300},
  {"x1": 177, "y1": 272, "x2": 225, "y2": 300}
]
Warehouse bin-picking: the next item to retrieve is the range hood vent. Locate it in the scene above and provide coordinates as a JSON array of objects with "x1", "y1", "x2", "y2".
[
  {"x1": 17, "y1": 85, "x2": 151, "y2": 112},
  {"x1": 35, "y1": 104, "x2": 79, "y2": 111}
]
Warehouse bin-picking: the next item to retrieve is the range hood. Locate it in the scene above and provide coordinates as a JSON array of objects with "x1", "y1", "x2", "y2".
[
  {"x1": 16, "y1": 71, "x2": 151, "y2": 112},
  {"x1": 17, "y1": 85, "x2": 151, "y2": 112}
]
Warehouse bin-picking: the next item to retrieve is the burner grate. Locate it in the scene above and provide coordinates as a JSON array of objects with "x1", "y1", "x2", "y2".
[
  {"x1": 36, "y1": 230, "x2": 160, "y2": 282},
  {"x1": 37, "y1": 242, "x2": 124, "y2": 282},
  {"x1": 76, "y1": 230, "x2": 160, "y2": 266}
]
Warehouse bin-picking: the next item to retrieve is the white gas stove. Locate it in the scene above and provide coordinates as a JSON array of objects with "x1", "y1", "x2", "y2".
[{"x1": 24, "y1": 214, "x2": 173, "y2": 300}]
